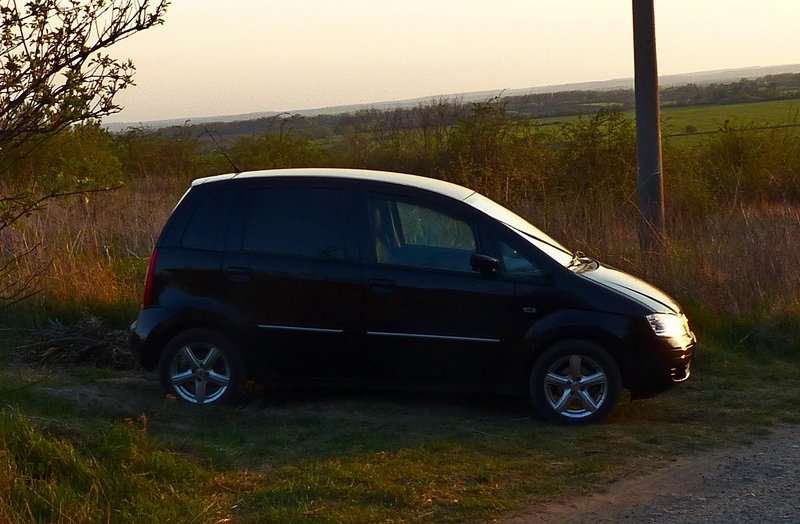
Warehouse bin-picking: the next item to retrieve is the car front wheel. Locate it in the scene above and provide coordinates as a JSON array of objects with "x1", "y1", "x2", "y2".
[
  {"x1": 530, "y1": 340, "x2": 621, "y2": 425},
  {"x1": 159, "y1": 328, "x2": 246, "y2": 405}
]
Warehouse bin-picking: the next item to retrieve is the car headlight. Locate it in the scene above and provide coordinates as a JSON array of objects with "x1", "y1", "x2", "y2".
[{"x1": 646, "y1": 313, "x2": 690, "y2": 338}]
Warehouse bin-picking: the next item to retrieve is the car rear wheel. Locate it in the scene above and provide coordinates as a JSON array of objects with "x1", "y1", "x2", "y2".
[
  {"x1": 159, "y1": 329, "x2": 246, "y2": 405},
  {"x1": 530, "y1": 340, "x2": 621, "y2": 425}
]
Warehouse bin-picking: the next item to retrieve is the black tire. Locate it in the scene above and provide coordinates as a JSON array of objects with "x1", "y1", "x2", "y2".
[
  {"x1": 530, "y1": 340, "x2": 621, "y2": 425},
  {"x1": 158, "y1": 328, "x2": 246, "y2": 405}
]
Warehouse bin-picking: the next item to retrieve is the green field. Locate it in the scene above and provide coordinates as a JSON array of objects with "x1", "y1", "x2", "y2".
[
  {"x1": 533, "y1": 98, "x2": 800, "y2": 139},
  {"x1": 662, "y1": 99, "x2": 800, "y2": 134}
]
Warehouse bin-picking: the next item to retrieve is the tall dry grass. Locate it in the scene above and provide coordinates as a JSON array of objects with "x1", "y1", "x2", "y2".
[
  {"x1": 1, "y1": 175, "x2": 185, "y2": 322},
  {"x1": 524, "y1": 198, "x2": 800, "y2": 319}
]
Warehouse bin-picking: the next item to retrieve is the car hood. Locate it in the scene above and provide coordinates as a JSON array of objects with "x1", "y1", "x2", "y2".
[{"x1": 578, "y1": 264, "x2": 681, "y2": 314}]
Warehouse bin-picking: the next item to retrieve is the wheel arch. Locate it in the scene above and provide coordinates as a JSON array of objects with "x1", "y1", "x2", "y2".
[
  {"x1": 512, "y1": 310, "x2": 637, "y2": 395},
  {"x1": 139, "y1": 309, "x2": 256, "y2": 376}
]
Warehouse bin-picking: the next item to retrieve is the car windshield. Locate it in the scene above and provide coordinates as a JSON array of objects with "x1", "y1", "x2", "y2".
[{"x1": 463, "y1": 192, "x2": 574, "y2": 267}]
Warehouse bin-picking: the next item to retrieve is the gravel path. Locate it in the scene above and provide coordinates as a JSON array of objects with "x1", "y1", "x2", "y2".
[{"x1": 504, "y1": 425, "x2": 800, "y2": 524}]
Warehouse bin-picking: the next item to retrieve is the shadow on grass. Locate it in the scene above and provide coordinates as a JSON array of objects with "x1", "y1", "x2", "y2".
[{"x1": 146, "y1": 384, "x2": 541, "y2": 469}]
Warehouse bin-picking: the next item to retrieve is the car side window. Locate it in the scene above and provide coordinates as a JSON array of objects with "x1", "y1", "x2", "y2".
[
  {"x1": 369, "y1": 197, "x2": 477, "y2": 272},
  {"x1": 242, "y1": 187, "x2": 348, "y2": 260},
  {"x1": 180, "y1": 191, "x2": 231, "y2": 251},
  {"x1": 499, "y1": 240, "x2": 545, "y2": 278}
]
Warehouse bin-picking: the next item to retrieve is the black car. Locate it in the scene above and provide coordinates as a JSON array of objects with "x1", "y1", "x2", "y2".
[{"x1": 130, "y1": 168, "x2": 696, "y2": 424}]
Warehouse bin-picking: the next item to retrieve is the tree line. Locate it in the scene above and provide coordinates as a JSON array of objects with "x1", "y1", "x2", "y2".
[
  {"x1": 6, "y1": 102, "x2": 799, "y2": 220},
  {"x1": 158, "y1": 72, "x2": 800, "y2": 142}
]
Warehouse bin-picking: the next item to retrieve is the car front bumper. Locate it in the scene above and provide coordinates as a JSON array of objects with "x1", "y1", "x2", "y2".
[{"x1": 626, "y1": 330, "x2": 696, "y2": 399}]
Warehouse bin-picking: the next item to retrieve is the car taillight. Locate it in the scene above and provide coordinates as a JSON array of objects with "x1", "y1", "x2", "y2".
[{"x1": 142, "y1": 247, "x2": 159, "y2": 307}]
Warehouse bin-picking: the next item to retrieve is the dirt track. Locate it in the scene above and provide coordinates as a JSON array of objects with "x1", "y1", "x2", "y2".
[{"x1": 504, "y1": 425, "x2": 800, "y2": 523}]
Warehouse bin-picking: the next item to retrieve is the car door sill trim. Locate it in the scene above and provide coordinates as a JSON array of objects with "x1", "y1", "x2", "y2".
[
  {"x1": 258, "y1": 324, "x2": 344, "y2": 334},
  {"x1": 366, "y1": 331, "x2": 500, "y2": 343}
]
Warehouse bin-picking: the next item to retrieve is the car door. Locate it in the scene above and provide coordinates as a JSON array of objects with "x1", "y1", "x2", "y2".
[
  {"x1": 359, "y1": 192, "x2": 520, "y2": 386},
  {"x1": 222, "y1": 182, "x2": 362, "y2": 379}
]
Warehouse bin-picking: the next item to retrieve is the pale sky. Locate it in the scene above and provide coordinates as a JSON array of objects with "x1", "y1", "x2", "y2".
[{"x1": 104, "y1": 0, "x2": 800, "y2": 123}]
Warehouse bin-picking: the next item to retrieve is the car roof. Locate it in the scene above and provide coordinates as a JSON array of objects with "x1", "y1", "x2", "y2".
[{"x1": 191, "y1": 168, "x2": 477, "y2": 201}]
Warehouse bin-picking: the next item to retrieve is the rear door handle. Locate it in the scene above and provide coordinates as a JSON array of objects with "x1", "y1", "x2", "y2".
[
  {"x1": 369, "y1": 278, "x2": 396, "y2": 293},
  {"x1": 225, "y1": 266, "x2": 254, "y2": 283}
]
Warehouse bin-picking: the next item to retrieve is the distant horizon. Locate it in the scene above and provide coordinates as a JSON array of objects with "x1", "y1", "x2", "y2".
[{"x1": 103, "y1": 62, "x2": 800, "y2": 131}]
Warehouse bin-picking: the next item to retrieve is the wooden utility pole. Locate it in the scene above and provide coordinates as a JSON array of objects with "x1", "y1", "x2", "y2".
[{"x1": 632, "y1": 0, "x2": 664, "y2": 253}]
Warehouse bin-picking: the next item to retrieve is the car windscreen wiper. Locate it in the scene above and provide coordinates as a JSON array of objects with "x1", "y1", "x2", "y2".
[{"x1": 567, "y1": 251, "x2": 599, "y2": 272}]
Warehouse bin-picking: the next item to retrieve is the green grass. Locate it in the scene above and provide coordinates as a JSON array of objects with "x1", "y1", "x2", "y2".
[
  {"x1": 1, "y1": 319, "x2": 798, "y2": 522},
  {"x1": 0, "y1": 380, "x2": 239, "y2": 523}
]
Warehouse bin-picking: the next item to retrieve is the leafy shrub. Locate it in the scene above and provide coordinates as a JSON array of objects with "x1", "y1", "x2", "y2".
[
  {"x1": 3, "y1": 123, "x2": 123, "y2": 193},
  {"x1": 223, "y1": 130, "x2": 328, "y2": 172},
  {"x1": 554, "y1": 107, "x2": 637, "y2": 200},
  {"x1": 115, "y1": 126, "x2": 198, "y2": 182}
]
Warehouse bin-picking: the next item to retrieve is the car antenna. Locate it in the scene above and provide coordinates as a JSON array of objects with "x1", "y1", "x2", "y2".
[{"x1": 203, "y1": 127, "x2": 242, "y2": 174}]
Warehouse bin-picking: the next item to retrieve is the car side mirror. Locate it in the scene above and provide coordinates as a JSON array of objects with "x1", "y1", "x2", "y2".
[{"x1": 470, "y1": 253, "x2": 499, "y2": 275}]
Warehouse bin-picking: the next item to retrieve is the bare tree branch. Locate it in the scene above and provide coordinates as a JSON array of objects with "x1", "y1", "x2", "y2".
[
  {"x1": 0, "y1": 1, "x2": 169, "y2": 151},
  {"x1": 0, "y1": 0, "x2": 169, "y2": 306}
]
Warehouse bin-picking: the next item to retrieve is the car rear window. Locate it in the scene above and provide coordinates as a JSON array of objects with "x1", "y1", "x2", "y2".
[{"x1": 180, "y1": 190, "x2": 232, "y2": 251}]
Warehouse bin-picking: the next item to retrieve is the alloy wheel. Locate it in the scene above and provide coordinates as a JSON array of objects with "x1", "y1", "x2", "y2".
[
  {"x1": 542, "y1": 354, "x2": 609, "y2": 420},
  {"x1": 168, "y1": 342, "x2": 231, "y2": 404}
]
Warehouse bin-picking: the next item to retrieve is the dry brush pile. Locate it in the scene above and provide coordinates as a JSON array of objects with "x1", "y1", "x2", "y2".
[{"x1": 16, "y1": 314, "x2": 134, "y2": 369}]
